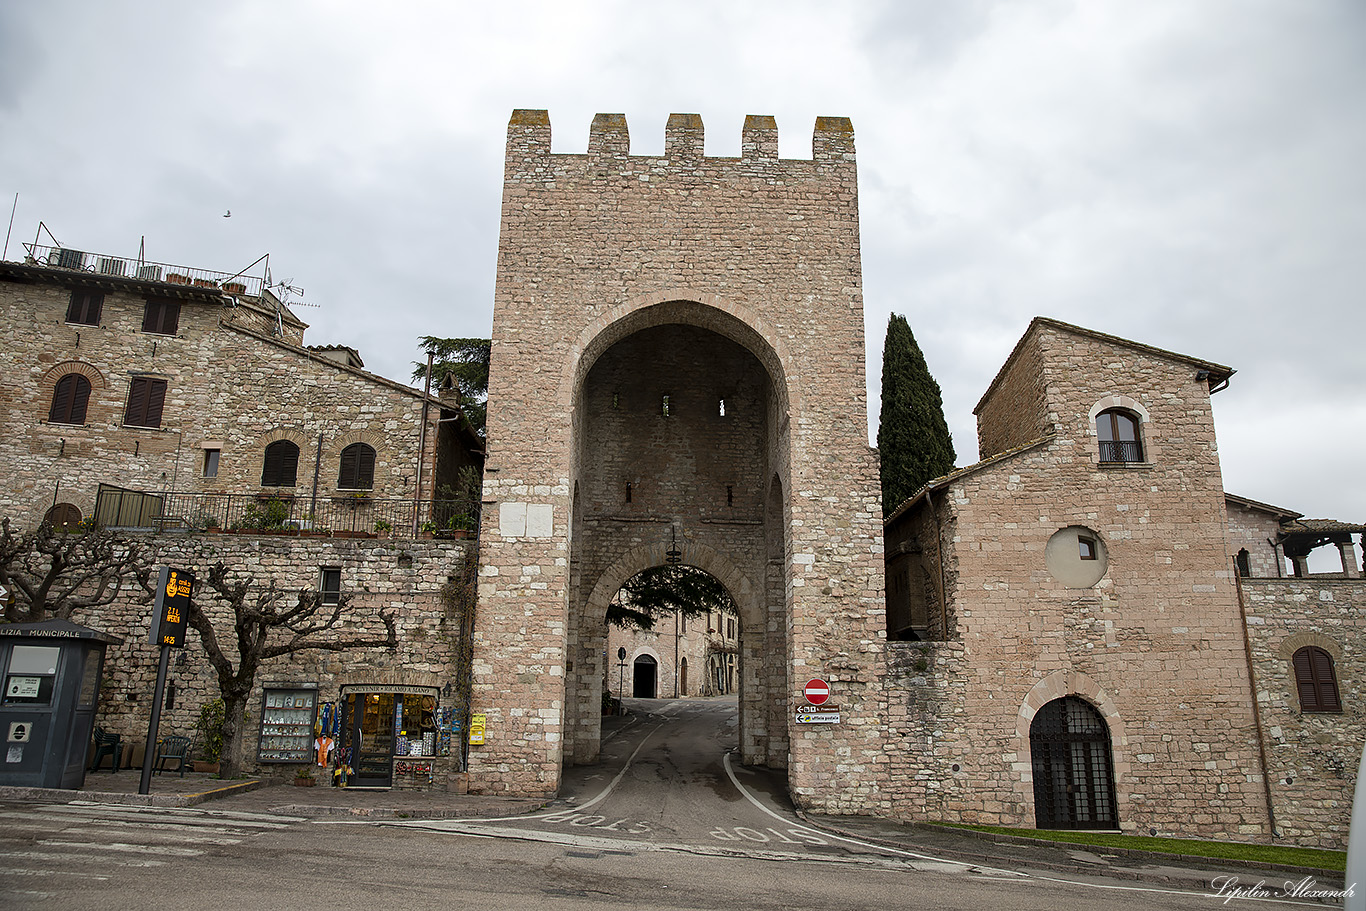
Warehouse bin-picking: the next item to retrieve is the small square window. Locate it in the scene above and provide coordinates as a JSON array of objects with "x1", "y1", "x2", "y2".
[
  {"x1": 66, "y1": 289, "x2": 104, "y2": 325},
  {"x1": 202, "y1": 449, "x2": 220, "y2": 478},
  {"x1": 1078, "y1": 536, "x2": 1098, "y2": 561},
  {"x1": 142, "y1": 298, "x2": 180, "y2": 335},
  {"x1": 320, "y1": 567, "x2": 342, "y2": 605}
]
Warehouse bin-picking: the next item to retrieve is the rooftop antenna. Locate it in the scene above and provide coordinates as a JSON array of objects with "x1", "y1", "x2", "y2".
[
  {"x1": 3, "y1": 193, "x2": 16, "y2": 261},
  {"x1": 33, "y1": 220, "x2": 60, "y2": 250}
]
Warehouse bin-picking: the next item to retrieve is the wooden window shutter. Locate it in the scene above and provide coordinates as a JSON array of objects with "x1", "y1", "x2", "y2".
[
  {"x1": 67, "y1": 290, "x2": 103, "y2": 325},
  {"x1": 338, "y1": 443, "x2": 375, "y2": 489},
  {"x1": 262, "y1": 441, "x2": 300, "y2": 487},
  {"x1": 144, "y1": 378, "x2": 166, "y2": 426},
  {"x1": 50, "y1": 375, "x2": 75, "y2": 423},
  {"x1": 125, "y1": 377, "x2": 149, "y2": 425},
  {"x1": 1293, "y1": 647, "x2": 1341, "y2": 713},
  {"x1": 143, "y1": 299, "x2": 180, "y2": 334},
  {"x1": 125, "y1": 376, "x2": 167, "y2": 427},
  {"x1": 52, "y1": 374, "x2": 94, "y2": 424}
]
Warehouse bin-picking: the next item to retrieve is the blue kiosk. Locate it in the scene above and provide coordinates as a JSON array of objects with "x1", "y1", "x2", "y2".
[{"x1": 0, "y1": 619, "x2": 121, "y2": 789}]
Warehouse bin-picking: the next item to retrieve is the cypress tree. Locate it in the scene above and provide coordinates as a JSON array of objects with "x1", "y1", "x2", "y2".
[{"x1": 877, "y1": 313, "x2": 956, "y2": 517}]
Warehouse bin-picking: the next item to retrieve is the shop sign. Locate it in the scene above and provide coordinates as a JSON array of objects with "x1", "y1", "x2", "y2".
[
  {"x1": 148, "y1": 567, "x2": 193, "y2": 648},
  {"x1": 340, "y1": 684, "x2": 439, "y2": 696},
  {"x1": 468, "y1": 713, "x2": 486, "y2": 745}
]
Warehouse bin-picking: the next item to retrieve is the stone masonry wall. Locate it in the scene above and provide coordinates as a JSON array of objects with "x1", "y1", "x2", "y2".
[
  {"x1": 974, "y1": 328, "x2": 1049, "y2": 460},
  {"x1": 69, "y1": 533, "x2": 469, "y2": 786},
  {"x1": 1225, "y1": 501, "x2": 1289, "y2": 579},
  {"x1": 0, "y1": 274, "x2": 443, "y2": 526},
  {"x1": 1240, "y1": 577, "x2": 1364, "y2": 848},
  {"x1": 476, "y1": 110, "x2": 887, "y2": 806}
]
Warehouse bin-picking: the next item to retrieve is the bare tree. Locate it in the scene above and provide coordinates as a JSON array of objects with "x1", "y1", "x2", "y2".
[
  {"x1": 188, "y1": 562, "x2": 398, "y2": 779},
  {"x1": 0, "y1": 518, "x2": 154, "y2": 623}
]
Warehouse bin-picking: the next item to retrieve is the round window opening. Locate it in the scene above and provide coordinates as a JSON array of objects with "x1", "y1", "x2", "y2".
[{"x1": 1045, "y1": 525, "x2": 1108, "y2": 588}]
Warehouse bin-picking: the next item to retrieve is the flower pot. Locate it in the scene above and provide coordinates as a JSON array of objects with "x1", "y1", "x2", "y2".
[
  {"x1": 193, "y1": 760, "x2": 220, "y2": 774},
  {"x1": 293, "y1": 777, "x2": 316, "y2": 787}
]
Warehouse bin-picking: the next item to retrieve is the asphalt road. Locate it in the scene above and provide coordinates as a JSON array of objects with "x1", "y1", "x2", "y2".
[{"x1": 0, "y1": 697, "x2": 1315, "y2": 909}]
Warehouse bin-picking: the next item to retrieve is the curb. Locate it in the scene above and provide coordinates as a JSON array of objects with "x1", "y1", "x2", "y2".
[
  {"x1": 263, "y1": 799, "x2": 552, "y2": 820},
  {"x1": 796, "y1": 814, "x2": 1345, "y2": 893},
  {"x1": 0, "y1": 778, "x2": 264, "y2": 808}
]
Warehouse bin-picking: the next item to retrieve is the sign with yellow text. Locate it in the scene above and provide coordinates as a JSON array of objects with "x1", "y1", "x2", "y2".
[{"x1": 148, "y1": 566, "x2": 193, "y2": 648}]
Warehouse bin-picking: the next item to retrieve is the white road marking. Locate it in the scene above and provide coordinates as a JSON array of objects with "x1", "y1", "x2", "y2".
[
  {"x1": 722, "y1": 750, "x2": 1024, "y2": 876},
  {"x1": 0, "y1": 850, "x2": 168, "y2": 866},
  {"x1": 38, "y1": 840, "x2": 203, "y2": 856}
]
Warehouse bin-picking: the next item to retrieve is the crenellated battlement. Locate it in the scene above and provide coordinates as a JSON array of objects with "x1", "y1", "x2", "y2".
[{"x1": 505, "y1": 109, "x2": 855, "y2": 163}]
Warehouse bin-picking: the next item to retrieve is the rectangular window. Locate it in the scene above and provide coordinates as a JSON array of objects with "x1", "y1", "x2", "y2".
[
  {"x1": 1078, "y1": 536, "x2": 1098, "y2": 561},
  {"x1": 142, "y1": 298, "x2": 180, "y2": 335},
  {"x1": 202, "y1": 448, "x2": 220, "y2": 478},
  {"x1": 66, "y1": 289, "x2": 104, "y2": 325},
  {"x1": 124, "y1": 376, "x2": 167, "y2": 428},
  {"x1": 320, "y1": 567, "x2": 342, "y2": 605}
]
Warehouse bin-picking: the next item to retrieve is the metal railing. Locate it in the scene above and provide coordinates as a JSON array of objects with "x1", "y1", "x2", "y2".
[
  {"x1": 21, "y1": 243, "x2": 265, "y2": 297},
  {"x1": 1098, "y1": 440, "x2": 1144, "y2": 464},
  {"x1": 93, "y1": 487, "x2": 479, "y2": 539}
]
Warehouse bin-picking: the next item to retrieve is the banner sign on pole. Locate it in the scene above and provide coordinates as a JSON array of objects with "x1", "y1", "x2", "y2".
[{"x1": 148, "y1": 567, "x2": 193, "y2": 648}]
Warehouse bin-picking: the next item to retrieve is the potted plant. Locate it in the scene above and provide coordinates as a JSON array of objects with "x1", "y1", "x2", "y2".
[
  {"x1": 293, "y1": 765, "x2": 316, "y2": 787},
  {"x1": 374, "y1": 519, "x2": 393, "y2": 537},
  {"x1": 194, "y1": 698, "x2": 224, "y2": 774}
]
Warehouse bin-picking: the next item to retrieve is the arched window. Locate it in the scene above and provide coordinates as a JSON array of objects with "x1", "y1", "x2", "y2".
[
  {"x1": 1030, "y1": 696, "x2": 1117, "y2": 830},
  {"x1": 1096, "y1": 409, "x2": 1144, "y2": 463},
  {"x1": 261, "y1": 440, "x2": 300, "y2": 487},
  {"x1": 49, "y1": 373, "x2": 93, "y2": 425},
  {"x1": 43, "y1": 503, "x2": 83, "y2": 531},
  {"x1": 1292, "y1": 646, "x2": 1341, "y2": 713},
  {"x1": 1235, "y1": 549, "x2": 1251, "y2": 578},
  {"x1": 337, "y1": 443, "x2": 376, "y2": 490}
]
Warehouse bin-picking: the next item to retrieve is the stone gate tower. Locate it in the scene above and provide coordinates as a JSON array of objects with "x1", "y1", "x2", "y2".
[{"x1": 470, "y1": 110, "x2": 887, "y2": 810}]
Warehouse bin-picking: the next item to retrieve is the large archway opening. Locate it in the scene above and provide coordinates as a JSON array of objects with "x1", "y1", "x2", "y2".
[{"x1": 564, "y1": 304, "x2": 791, "y2": 771}]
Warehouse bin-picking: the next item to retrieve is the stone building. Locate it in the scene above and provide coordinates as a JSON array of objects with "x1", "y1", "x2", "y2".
[
  {"x1": 0, "y1": 244, "x2": 482, "y2": 789},
  {"x1": 605, "y1": 606, "x2": 740, "y2": 701},
  {"x1": 0, "y1": 246, "x2": 480, "y2": 531},
  {"x1": 1224, "y1": 496, "x2": 1363, "y2": 848},
  {"x1": 883, "y1": 317, "x2": 1361, "y2": 846}
]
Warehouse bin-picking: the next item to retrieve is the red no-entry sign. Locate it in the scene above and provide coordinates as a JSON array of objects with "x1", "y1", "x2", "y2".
[{"x1": 803, "y1": 678, "x2": 830, "y2": 706}]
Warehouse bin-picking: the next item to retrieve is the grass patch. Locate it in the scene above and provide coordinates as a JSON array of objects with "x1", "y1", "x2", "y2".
[{"x1": 934, "y1": 823, "x2": 1346, "y2": 872}]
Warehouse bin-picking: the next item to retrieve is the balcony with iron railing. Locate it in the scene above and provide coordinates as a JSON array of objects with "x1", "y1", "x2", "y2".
[
  {"x1": 21, "y1": 242, "x2": 266, "y2": 297},
  {"x1": 1098, "y1": 440, "x2": 1144, "y2": 464},
  {"x1": 92, "y1": 486, "x2": 479, "y2": 540}
]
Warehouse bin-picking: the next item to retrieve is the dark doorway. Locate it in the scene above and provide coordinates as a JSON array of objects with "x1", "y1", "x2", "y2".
[
  {"x1": 346, "y1": 693, "x2": 395, "y2": 787},
  {"x1": 633, "y1": 655, "x2": 658, "y2": 698},
  {"x1": 1030, "y1": 696, "x2": 1117, "y2": 830}
]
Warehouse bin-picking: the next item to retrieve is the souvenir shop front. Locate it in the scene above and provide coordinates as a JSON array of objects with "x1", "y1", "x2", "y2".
[
  {"x1": 256, "y1": 683, "x2": 463, "y2": 790},
  {"x1": 339, "y1": 684, "x2": 461, "y2": 789}
]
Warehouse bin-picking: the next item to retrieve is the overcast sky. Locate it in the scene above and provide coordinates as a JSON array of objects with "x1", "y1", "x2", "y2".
[{"x1": 3, "y1": 1, "x2": 1363, "y2": 543}]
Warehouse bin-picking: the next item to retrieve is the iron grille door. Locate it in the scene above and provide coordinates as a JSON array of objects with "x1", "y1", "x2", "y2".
[{"x1": 1030, "y1": 696, "x2": 1117, "y2": 829}]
